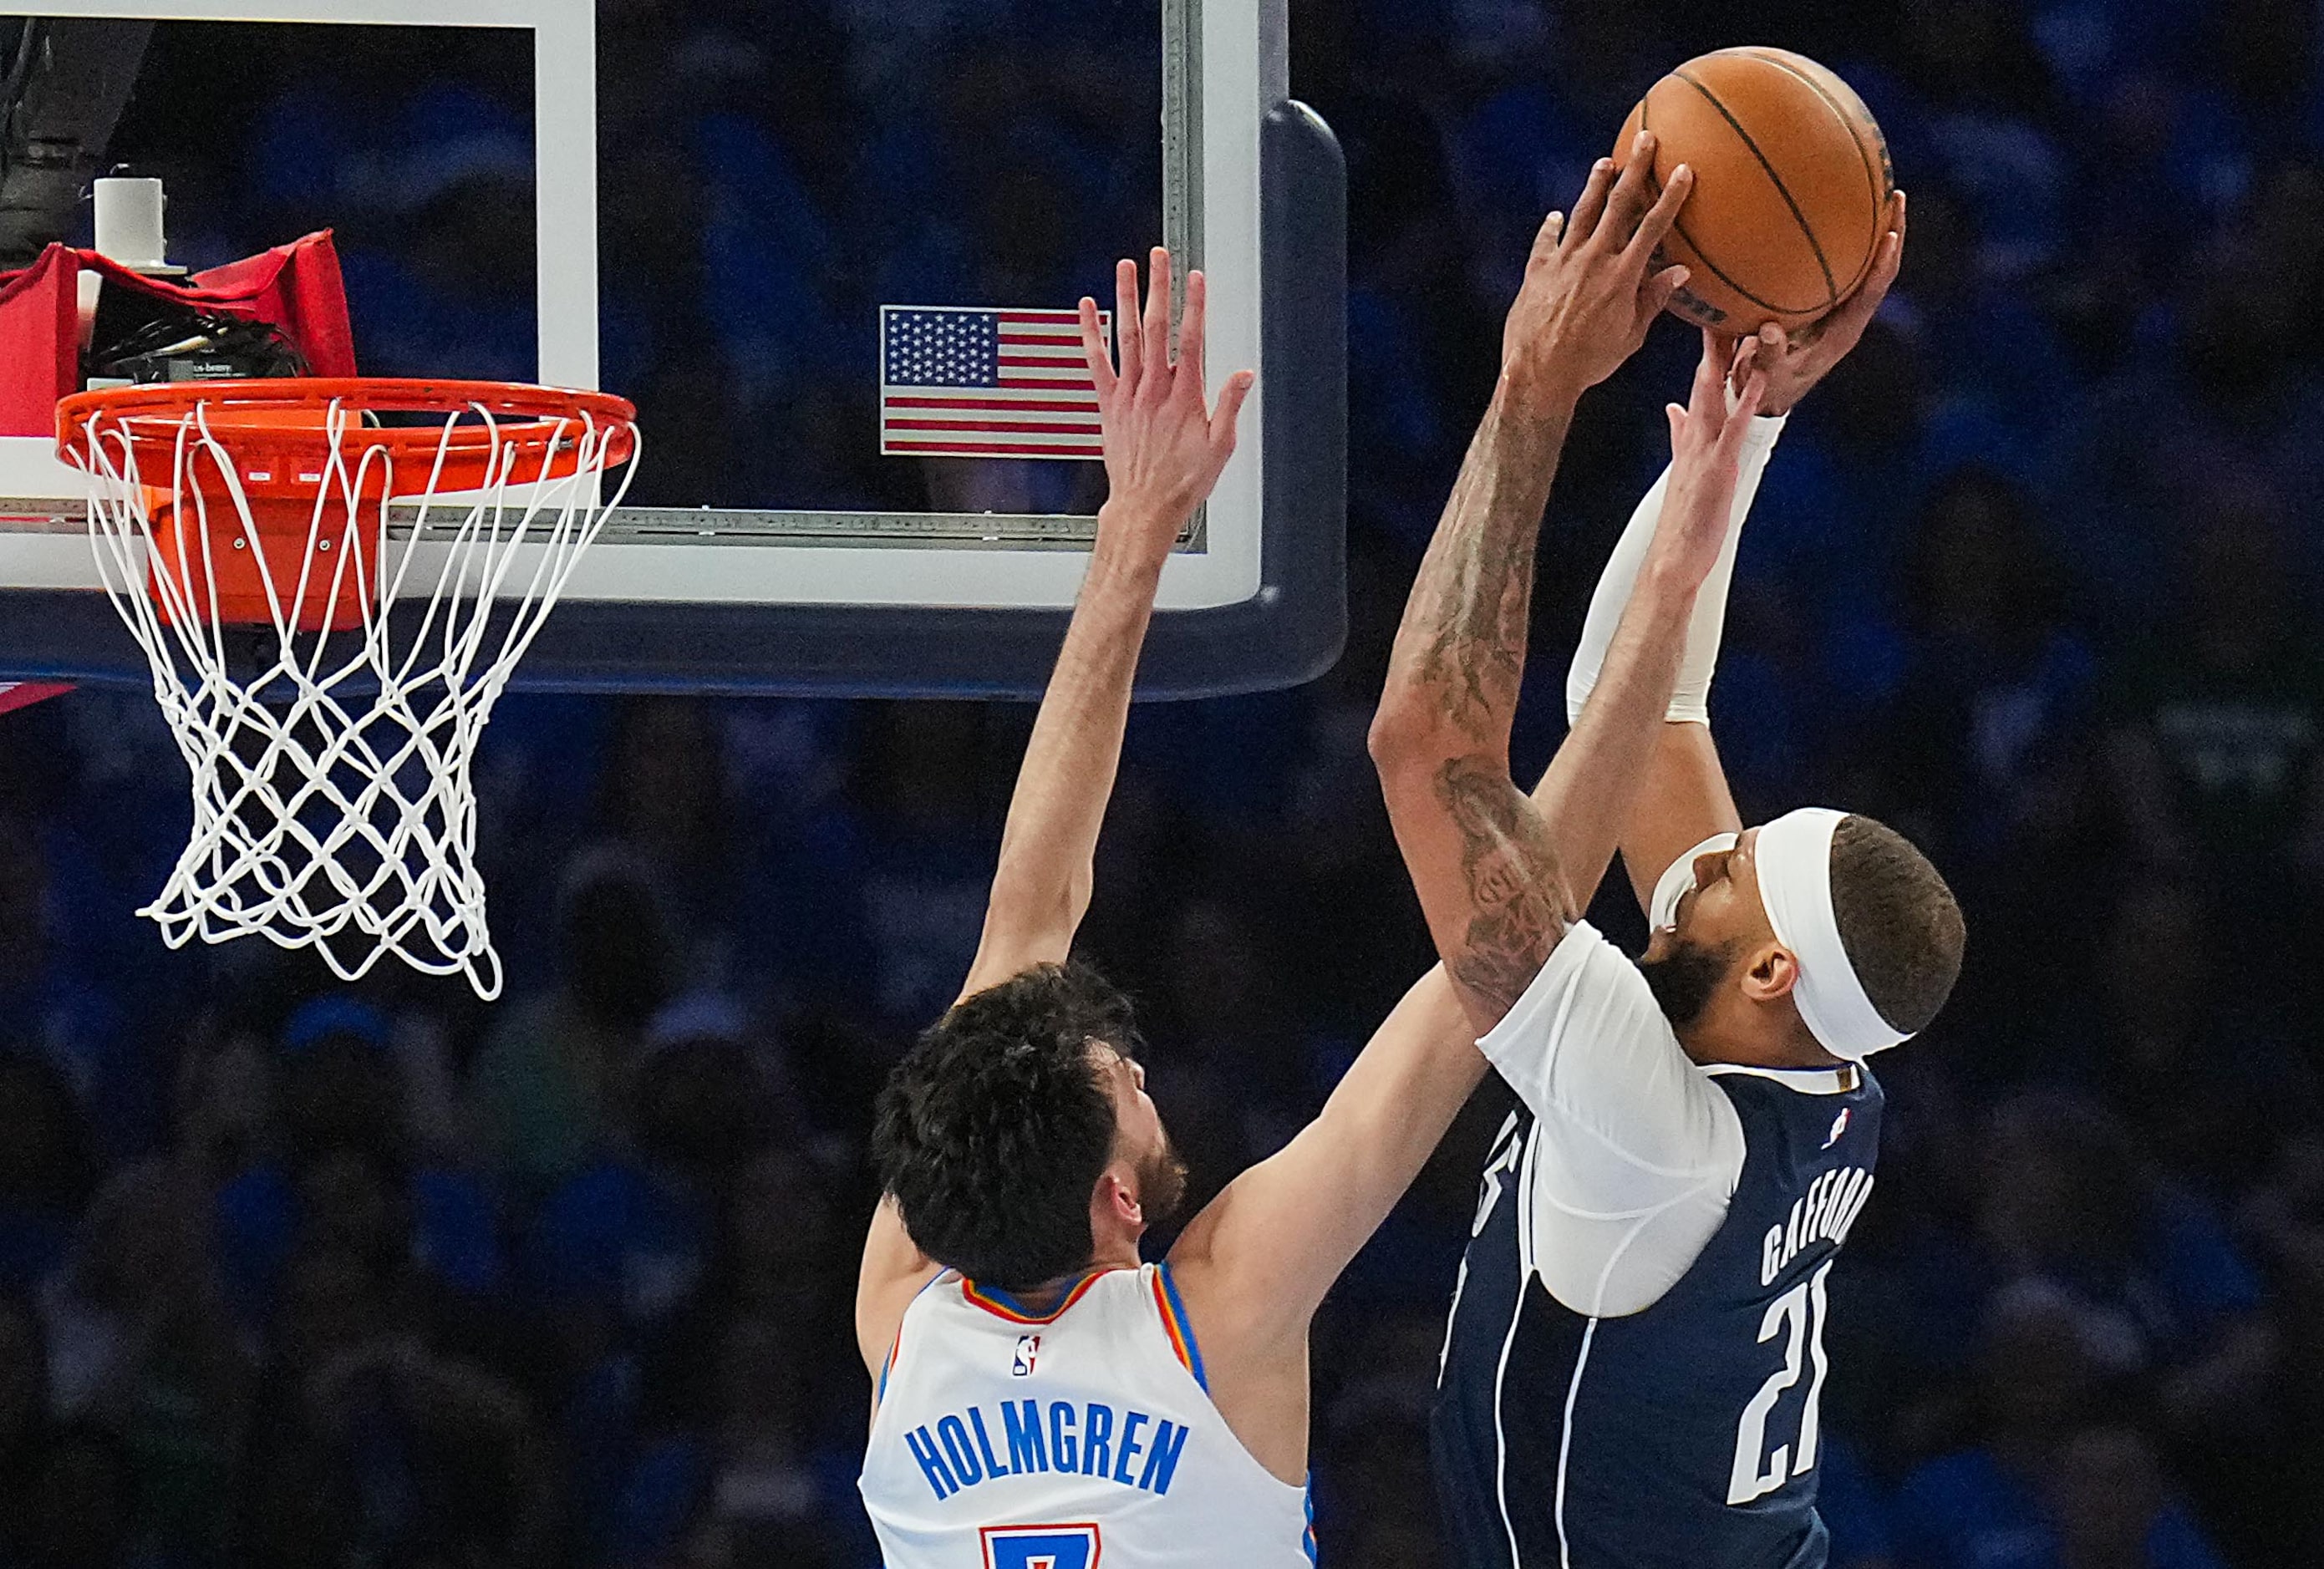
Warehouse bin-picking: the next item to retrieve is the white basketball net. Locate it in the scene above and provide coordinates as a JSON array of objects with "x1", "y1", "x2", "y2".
[{"x1": 66, "y1": 394, "x2": 638, "y2": 999}]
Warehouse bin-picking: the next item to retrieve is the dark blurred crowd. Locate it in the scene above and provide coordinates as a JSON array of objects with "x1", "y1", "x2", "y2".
[{"x1": 8, "y1": 1, "x2": 2324, "y2": 1566}]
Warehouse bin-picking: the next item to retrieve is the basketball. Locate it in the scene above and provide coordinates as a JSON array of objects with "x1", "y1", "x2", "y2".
[{"x1": 1616, "y1": 48, "x2": 1893, "y2": 336}]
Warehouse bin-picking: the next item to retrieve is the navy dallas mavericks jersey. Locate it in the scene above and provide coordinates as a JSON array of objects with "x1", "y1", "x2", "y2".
[{"x1": 1433, "y1": 1065, "x2": 1883, "y2": 1569}]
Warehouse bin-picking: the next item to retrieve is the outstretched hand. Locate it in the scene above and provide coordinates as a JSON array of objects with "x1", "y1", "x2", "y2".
[
  {"x1": 1727, "y1": 189, "x2": 1907, "y2": 415},
  {"x1": 1502, "y1": 129, "x2": 1696, "y2": 404},
  {"x1": 1652, "y1": 330, "x2": 1767, "y2": 591},
  {"x1": 1080, "y1": 249, "x2": 1255, "y2": 564}
]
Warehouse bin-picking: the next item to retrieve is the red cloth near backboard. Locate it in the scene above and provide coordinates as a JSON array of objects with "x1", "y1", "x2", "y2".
[
  {"x1": 0, "y1": 683, "x2": 73, "y2": 716},
  {"x1": 0, "y1": 246, "x2": 79, "y2": 439},
  {"x1": 0, "y1": 231, "x2": 355, "y2": 438}
]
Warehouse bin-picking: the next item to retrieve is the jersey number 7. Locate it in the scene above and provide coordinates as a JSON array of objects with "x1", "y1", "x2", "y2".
[
  {"x1": 981, "y1": 1523, "x2": 1103, "y2": 1569},
  {"x1": 1727, "y1": 1261, "x2": 1834, "y2": 1506}
]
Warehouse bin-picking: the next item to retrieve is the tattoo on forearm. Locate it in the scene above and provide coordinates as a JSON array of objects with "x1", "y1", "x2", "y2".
[
  {"x1": 1436, "y1": 755, "x2": 1570, "y2": 1017},
  {"x1": 1402, "y1": 395, "x2": 1567, "y2": 742},
  {"x1": 1379, "y1": 383, "x2": 1573, "y2": 1016}
]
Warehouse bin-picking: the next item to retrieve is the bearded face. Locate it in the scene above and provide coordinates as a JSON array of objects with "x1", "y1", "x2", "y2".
[
  {"x1": 1636, "y1": 936, "x2": 1740, "y2": 1031},
  {"x1": 1136, "y1": 1128, "x2": 1191, "y2": 1231}
]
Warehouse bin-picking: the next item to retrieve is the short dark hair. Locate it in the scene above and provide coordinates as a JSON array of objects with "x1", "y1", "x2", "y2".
[
  {"x1": 1830, "y1": 815, "x2": 1965, "y2": 1035},
  {"x1": 872, "y1": 962, "x2": 1140, "y2": 1290}
]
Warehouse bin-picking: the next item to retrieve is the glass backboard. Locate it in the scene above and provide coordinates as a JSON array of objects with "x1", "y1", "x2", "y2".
[{"x1": 0, "y1": 0, "x2": 1344, "y2": 694}]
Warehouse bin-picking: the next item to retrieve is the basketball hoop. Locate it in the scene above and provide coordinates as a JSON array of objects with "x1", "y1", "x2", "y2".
[{"x1": 56, "y1": 378, "x2": 641, "y2": 999}]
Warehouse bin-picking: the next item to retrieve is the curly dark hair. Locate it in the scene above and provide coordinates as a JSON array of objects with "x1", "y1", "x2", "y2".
[{"x1": 872, "y1": 962, "x2": 1142, "y2": 1290}]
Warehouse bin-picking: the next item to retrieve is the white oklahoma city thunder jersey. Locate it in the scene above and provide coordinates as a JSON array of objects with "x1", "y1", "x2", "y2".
[{"x1": 862, "y1": 1262, "x2": 1314, "y2": 1568}]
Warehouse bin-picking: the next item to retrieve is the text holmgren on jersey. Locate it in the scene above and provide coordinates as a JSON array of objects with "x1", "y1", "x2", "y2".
[{"x1": 862, "y1": 1262, "x2": 1314, "y2": 1569}]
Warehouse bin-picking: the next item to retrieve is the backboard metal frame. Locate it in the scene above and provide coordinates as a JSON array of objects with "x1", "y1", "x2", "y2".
[{"x1": 0, "y1": 0, "x2": 1345, "y2": 696}]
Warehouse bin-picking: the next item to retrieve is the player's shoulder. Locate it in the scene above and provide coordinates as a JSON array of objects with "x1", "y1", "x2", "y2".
[
  {"x1": 1160, "y1": 1216, "x2": 1287, "y2": 1368},
  {"x1": 1701, "y1": 1059, "x2": 1882, "y2": 1173},
  {"x1": 1484, "y1": 917, "x2": 1679, "y2": 1057}
]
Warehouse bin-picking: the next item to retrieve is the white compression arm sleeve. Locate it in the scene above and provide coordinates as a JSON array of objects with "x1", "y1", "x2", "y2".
[{"x1": 1565, "y1": 413, "x2": 1786, "y2": 725}]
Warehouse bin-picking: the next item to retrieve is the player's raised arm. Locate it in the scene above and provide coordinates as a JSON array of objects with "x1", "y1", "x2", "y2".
[
  {"x1": 1529, "y1": 335, "x2": 1767, "y2": 905},
  {"x1": 856, "y1": 249, "x2": 1252, "y2": 1377},
  {"x1": 1168, "y1": 333, "x2": 1772, "y2": 1475},
  {"x1": 1569, "y1": 192, "x2": 1907, "y2": 913},
  {"x1": 1366, "y1": 133, "x2": 1690, "y2": 1031},
  {"x1": 956, "y1": 251, "x2": 1254, "y2": 1001}
]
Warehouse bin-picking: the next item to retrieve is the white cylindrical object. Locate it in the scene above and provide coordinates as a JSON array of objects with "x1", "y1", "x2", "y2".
[
  {"x1": 93, "y1": 176, "x2": 168, "y2": 271},
  {"x1": 76, "y1": 270, "x2": 103, "y2": 349}
]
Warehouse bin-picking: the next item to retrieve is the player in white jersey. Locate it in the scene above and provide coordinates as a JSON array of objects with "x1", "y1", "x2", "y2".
[
  {"x1": 857, "y1": 244, "x2": 1493, "y2": 1567},
  {"x1": 862, "y1": 1243, "x2": 1288, "y2": 1566},
  {"x1": 857, "y1": 138, "x2": 1753, "y2": 1568},
  {"x1": 854, "y1": 247, "x2": 1479, "y2": 1567}
]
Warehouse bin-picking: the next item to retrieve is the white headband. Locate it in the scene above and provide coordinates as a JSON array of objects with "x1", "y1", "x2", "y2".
[{"x1": 1752, "y1": 808, "x2": 1910, "y2": 1061}]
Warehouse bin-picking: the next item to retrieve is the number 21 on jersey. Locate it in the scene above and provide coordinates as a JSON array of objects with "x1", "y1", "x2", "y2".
[
  {"x1": 981, "y1": 1523, "x2": 1102, "y2": 1569},
  {"x1": 1727, "y1": 1261, "x2": 1833, "y2": 1505}
]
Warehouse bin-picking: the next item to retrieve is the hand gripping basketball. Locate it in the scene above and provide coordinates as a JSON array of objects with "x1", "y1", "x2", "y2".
[
  {"x1": 1079, "y1": 249, "x2": 1256, "y2": 560},
  {"x1": 1502, "y1": 130, "x2": 1696, "y2": 403},
  {"x1": 1729, "y1": 190, "x2": 1907, "y2": 416}
]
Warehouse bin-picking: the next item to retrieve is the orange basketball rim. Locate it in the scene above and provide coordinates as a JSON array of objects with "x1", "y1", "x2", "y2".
[{"x1": 56, "y1": 378, "x2": 638, "y2": 630}]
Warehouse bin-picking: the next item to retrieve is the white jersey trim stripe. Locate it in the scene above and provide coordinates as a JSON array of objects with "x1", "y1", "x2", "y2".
[
  {"x1": 1493, "y1": 1265, "x2": 1529, "y2": 1567},
  {"x1": 1700, "y1": 1061, "x2": 1861, "y2": 1096},
  {"x1": 1554, "y1": 1317, "x2": 1601, "y2": 1569},
  {"x1": 1495, "y1": 1120, "x2": 1543, "y2": 1566}
]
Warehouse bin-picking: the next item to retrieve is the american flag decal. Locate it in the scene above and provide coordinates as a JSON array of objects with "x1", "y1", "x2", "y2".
[{"x1": 881, "y1": 306, "x2": 1108, "y2": 460}]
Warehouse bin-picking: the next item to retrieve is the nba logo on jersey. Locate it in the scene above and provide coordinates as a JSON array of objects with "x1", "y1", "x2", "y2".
[
  {"x1": 1822, "y1": 1108, "x2": 1850, "y2": 1150},
  {"x1": 1013, "y1": 1334, "x2": 1041, "y2": 1376},
  {"x1": 980, "y1": 1522, "x2": 1101, "y2": 1569}
]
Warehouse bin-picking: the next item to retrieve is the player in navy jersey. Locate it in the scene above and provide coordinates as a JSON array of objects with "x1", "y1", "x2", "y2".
[{"x1": 1370, "y1": 145, "x2": 1963, "y2": 1569}]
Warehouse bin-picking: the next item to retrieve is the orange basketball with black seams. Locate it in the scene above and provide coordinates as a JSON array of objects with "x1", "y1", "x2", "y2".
[{"x1": 1617, "y1": 48, "x2": 1893, "y2": 336}]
